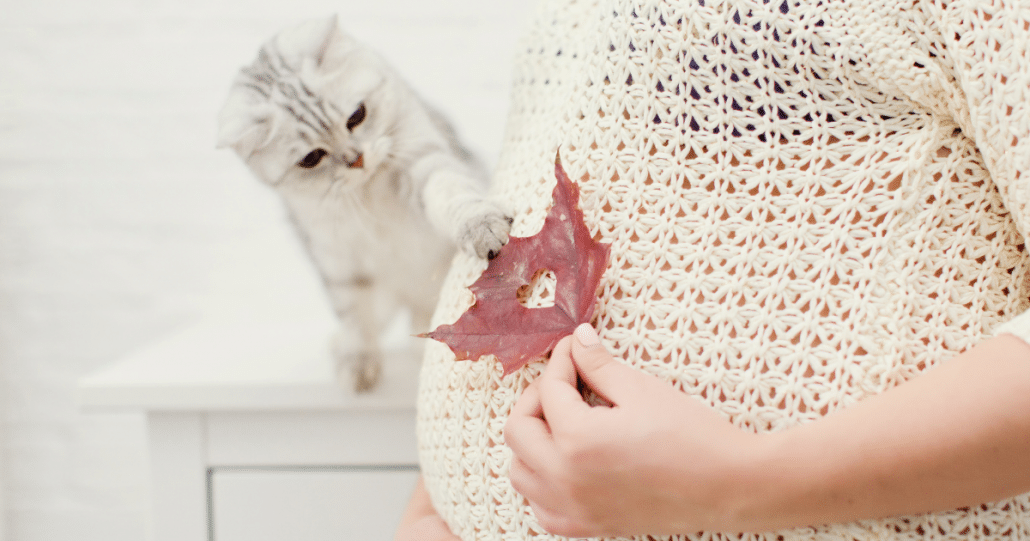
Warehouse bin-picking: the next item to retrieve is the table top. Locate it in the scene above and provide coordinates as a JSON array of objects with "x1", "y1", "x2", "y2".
[{"x1": 78, "y1": 315, "x2": 421, "y2": 412}]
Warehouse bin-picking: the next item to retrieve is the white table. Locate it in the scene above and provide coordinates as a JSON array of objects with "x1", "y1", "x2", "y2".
[{"x1": 78, "y1": 317, "x2": 421, "y2": 541}]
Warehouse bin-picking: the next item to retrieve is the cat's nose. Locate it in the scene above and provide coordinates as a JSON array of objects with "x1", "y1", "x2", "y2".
[{"x1": 346, "y1": 153, "x2": 364, "y2": 169}]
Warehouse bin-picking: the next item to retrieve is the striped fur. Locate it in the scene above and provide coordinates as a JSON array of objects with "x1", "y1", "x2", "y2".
[{"x1": 218, "y1": 16, "x2": 510, "y2": 392}]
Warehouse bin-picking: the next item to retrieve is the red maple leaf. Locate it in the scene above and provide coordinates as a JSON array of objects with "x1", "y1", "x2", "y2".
[{"x1": 422, "y1": 151, "x2": 611, "y2": 375}]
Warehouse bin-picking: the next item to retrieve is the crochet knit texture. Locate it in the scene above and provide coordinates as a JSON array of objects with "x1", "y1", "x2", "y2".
[{"x1": 417, "y1": 0, "x2": 1030, "y2": 539}]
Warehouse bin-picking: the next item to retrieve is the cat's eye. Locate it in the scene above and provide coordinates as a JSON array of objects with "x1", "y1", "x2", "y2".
[
  {"x1": 346, "y1": 103, "x2": 367, "y2": 131},
  {"x1": 298, "y1": 148, "x2": 328, "y2": 169}
]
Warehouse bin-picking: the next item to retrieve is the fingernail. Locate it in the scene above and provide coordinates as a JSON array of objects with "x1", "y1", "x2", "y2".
[{"x1": 574, "y1": 323, "x2": 600, "y2": 347}]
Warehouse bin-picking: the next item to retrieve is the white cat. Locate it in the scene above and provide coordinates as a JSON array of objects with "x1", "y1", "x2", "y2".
[{"x1": 217, "y1": 16, "x2": 510, "y2": 392}]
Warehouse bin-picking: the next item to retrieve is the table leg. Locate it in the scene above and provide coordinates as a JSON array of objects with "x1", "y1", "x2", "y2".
[{"x1": 146, "y1": 412, "x2": 208, "y2": 541}]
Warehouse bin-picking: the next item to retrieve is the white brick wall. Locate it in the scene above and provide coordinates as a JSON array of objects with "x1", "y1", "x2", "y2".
[{"x1": 0, "y1": 1, "x2": 531, "y2": 539}]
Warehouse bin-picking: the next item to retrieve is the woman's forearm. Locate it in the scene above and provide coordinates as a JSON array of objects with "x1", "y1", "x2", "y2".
[
  {"x1": 504, "y1": 326, "x2": 1030, "y2": 537},
  {"x1": 726, "y1": 333, "x2": 1030, "y2": 532}
]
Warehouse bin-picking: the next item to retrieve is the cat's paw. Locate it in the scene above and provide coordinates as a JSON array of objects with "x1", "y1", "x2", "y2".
[
  {"x1": 333, "y1": 350, "x2": 383, "y2": 393},
  {"x1": 330, "y1": 333, "x2": 382, "y2": 393},
  {"x1": 458, "y1": 202, "x2": 512, "y2": 259},
  {"x1": 351, "y1": 351, "x2": 383, "y2": 392}
]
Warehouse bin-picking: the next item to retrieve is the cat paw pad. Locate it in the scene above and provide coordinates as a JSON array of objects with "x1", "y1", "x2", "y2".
[{"x1": 459, "y1": 204, "x2": 512, "y2": 259}]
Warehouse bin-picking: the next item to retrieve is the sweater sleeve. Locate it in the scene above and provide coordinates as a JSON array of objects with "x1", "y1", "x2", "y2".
[
  {"x1": 831, "y1": 1, "x2": 1030, "y2": 239},
  {"x1": 934, "y1": 1, "x2": 1030, "y2": 341},
  {"x1": 937, "y1": 0, "x2": 1030, "y2": 241}
]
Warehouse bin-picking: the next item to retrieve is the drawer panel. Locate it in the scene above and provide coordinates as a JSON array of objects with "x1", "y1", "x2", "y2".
[
  {"x1": 206, "y1": 411, "x2": 418, "y2": 466},
  {"x1": 211, "y1": 467, "x2": 419, "y2": 541}
]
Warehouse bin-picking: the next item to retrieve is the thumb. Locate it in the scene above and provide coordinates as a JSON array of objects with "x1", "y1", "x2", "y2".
[{"x1": 570, "y1": 323, "x2": 644, "y2": 407}]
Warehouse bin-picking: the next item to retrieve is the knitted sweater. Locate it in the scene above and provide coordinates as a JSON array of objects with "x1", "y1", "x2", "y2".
[{"x1": 417, "y1": 0, "x2": 1030, "y2": 539}]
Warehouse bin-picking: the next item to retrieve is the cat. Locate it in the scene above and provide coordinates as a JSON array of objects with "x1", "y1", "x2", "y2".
[{"x1": 217, "y1": 16, "x2": 510, "y2": 392}]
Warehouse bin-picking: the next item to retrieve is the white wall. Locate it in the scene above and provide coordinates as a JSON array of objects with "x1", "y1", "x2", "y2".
[{"x1": 0, "y1": 1, "x2": 531, "y2": 539}]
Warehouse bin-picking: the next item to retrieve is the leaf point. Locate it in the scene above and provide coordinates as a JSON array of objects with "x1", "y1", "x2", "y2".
[{"x1": 420, "y1": 149, "x2": 611, "y2": 376}]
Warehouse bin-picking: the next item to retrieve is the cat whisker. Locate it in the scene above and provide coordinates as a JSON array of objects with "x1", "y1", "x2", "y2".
[{"x1": 319, "y1": 177, "x2": 337, "y2": 200}]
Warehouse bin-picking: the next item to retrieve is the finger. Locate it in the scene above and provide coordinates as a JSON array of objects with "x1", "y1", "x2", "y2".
[
  {"x1": 570, "y1": 323, "x2": 646, "y2": 406},
  {"x1": 503, "y1": 409, "x2": 558, "y2": 473},
  {"x1": 509, "y1": 378, "x2": 543, "y2": 421},
  {"x1": 546, "y1": 335, "x2": 578, "y2": 387},
  {"x1": 538, "y1": 338, "x2": 594, "y2": 435},
  {"x1": 528, "y1": 501, "x2": 592, "y2": 539},
  {"x1": 507, "y1": 454, "x2": 544, "y2": 502},
  {"x1": 508, "y1": 453, "x2": 537, "y2": 478}
]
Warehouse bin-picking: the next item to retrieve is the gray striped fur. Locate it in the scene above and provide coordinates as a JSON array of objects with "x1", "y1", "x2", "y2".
[{"x1": 217, "y1": 16, "x2": 510, "y2": 392}]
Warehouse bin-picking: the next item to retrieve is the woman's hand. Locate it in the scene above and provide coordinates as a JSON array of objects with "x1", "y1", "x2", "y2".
[
  {"x1": 505, "y1": 324, "x2": 1030, "y2": 538},
  {"x1": 503, "y1": 323, "x2": 760, "y2": 538},
  {"x1": 394, "y1": 476, "x2": 461, "y2": 541}
]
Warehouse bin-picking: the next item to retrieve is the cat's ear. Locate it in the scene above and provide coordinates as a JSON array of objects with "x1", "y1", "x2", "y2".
[
  {"x1": 275, "y1": 15, "x2": 339, "y2": 67},
  {"x1": 217, "y1": 91, "x2": 275, "y2": 158}
]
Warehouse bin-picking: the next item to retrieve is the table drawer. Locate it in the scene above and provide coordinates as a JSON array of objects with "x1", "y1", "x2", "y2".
[{"x1": 211, "y1": 466, "x2": 419, "y2": 541}]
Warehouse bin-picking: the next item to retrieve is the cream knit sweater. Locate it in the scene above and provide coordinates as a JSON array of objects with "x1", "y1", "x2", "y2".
[{"x1": 417, "y1": 0, "x2": 1030, "y2": 539}]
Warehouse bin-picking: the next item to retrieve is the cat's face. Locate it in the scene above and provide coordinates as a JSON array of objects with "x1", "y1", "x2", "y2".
[{"x1": 218, "y1": 17, "x2": 395, "y2": 194}]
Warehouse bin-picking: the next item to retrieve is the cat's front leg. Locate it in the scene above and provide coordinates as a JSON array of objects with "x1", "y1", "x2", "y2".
[
  {"x1": 413, "y1": 153, "x2": 512, "y2": 259},
  {"x1": 327, "y1": 277, "x2": 383, "y2": 392}
]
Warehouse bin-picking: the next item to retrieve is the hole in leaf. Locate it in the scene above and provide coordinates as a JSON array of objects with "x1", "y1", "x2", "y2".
[{"x1": 516, "y1": 269, "x2": 557, "y2": 309}]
